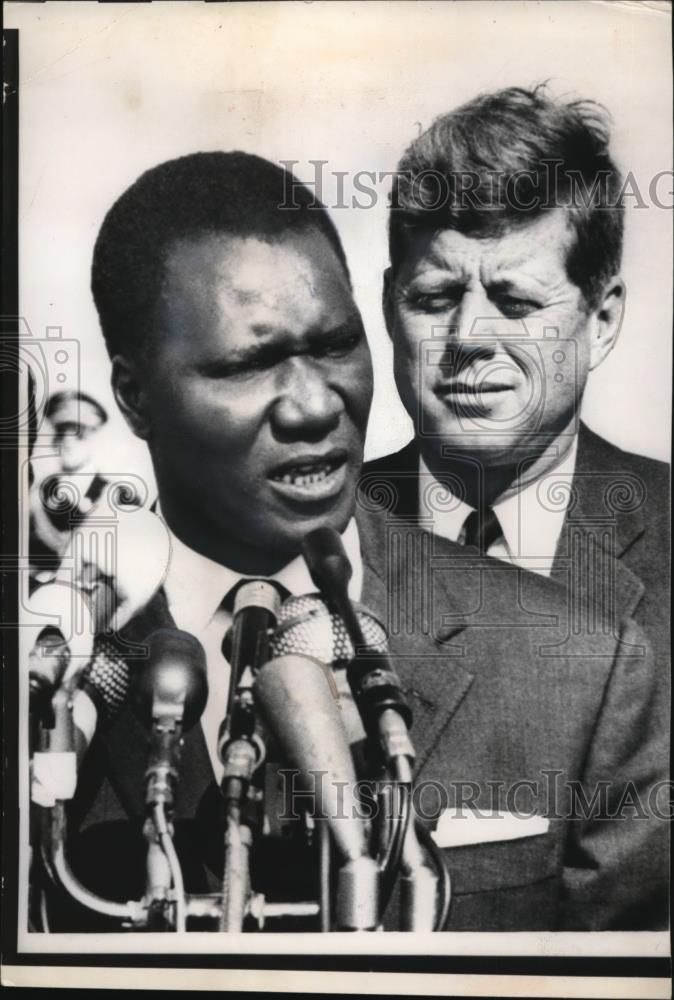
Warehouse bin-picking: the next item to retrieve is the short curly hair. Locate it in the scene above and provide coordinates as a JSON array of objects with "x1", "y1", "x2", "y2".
[
  {"x1": 92, "y1": 151, "x2": 350, "y2": 359},
  {"x1": 389, "y1": 85, "x2": 624, "y2": 309}
]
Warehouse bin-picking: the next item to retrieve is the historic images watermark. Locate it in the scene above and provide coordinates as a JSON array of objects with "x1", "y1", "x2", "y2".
[
  {"x1": 278, "y1": 769, "x2": 673, "y2": 823},
  {"x1": 278, "y1": 160, "x2": 674, "y2": 212}
]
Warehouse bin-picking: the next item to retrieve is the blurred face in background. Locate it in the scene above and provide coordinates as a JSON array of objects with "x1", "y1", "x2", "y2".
[{"x1": 49, "y1": 397, "x2": 107, "y2": 474}]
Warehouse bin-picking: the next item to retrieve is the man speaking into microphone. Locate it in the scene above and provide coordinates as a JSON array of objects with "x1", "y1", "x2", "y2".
[
  {"x1": 41, "y1": 150, "x2": 667, "y2": 933},
  {"x1": 42, "y1": 151, "x2": 375, "y2": 930}
]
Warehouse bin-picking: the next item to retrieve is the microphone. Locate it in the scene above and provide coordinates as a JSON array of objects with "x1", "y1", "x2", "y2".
[
  {"x1": 217, "y1": 582, "x2": 282, "y2": 933},
  {"x1": 130, "y1": 629, "x2": 208, "y2": 811},
  {"x1": 29, "y1": 633, "x2": 137, "y2": 808},
  {"x1": 302, "y1": 527, "x2": 354, "y2": 606},
  {"x1": 253, "y1": 652, "x2": 379, "y2": 930},
  {"x1": 272, "y1": 594, "x2": 389, "y2": 665},
  {"x1": 131, "y1": 629, "x2": 208, "y2": 731},
  {"x1": 26, "y1": 579, "x2": 115, "y2": 720},
  {"x1": 30, "y1": 509, "x2": 171, "y2": 746},
  {"x1": 301, "y1": 532, "x2": 441, "y2": 929},
  {"x1": 218, "y1": 580, "x2": 282, "y2": 757},
  {"x1": 27, "y1": 509, "x2": 170, "y2": 697},
  {"x1": 129, "y1": 629, "x2": 207, "y2": 933},
  {"x1": 26, "y1": 578, "x2": 117, "y2": 806},
  {"x1": 27, "y1": 510, "x2": 171, "y2": 809},
  {"x1": 271, "y1": 594, "x2": 388, "y2": 747},
  {"x1": 301, "y1": 527, "x2": 415, "y2": 766},
  {"x1": 223, "y1": 580, "x2": 283, "y2": 672},
  {"x1": 30, "y1": 639, "x2": 128, "y2": 810},
  {"x1": 30, "y1": 628, "x2": 204, "y2": 810}
]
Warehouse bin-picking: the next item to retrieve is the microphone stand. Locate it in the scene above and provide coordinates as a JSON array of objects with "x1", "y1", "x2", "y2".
[
  {"x1": 34, "y1": 668, "x2": 148, "y2": 929},
  {"x1": 142, "y1": 708, "x2": 187, "y2": 931},
  {"x1": 301, "y1": 527, "x2": 448, "y2": 930},
  {"x1": 133, "y1": 629, "x2": 209, "y2": 933},
  {"x1": 28, "y1": 645, "x2": 70, "y2": 932},
  {"x1": 218, "y1": 719, "x2": 264, "y2": 933},
  {"x1": 217, "y1": 581, "x2": 280, "y2": 932}
]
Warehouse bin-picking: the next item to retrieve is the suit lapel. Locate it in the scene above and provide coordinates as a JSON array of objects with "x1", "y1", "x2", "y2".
[
  {"x1": 553, "y1": 425, "x2": 646, "y2": 622},
  {"x1": 573, "y1": 424, "x2": 647, "y2": 557},
  {"x1": 357, "y1": 505, "x2": 475, "y2": 772}
]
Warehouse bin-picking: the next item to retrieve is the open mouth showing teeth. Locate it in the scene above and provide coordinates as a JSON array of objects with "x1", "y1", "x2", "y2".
[
  {"x1": 272, "y1": 461, "x2": 339, "y2": 487},
  {"x1": 270, "y1": 453, "x2": 347, "y2": 491}
]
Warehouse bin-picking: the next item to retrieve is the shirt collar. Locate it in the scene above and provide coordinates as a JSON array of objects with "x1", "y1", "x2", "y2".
[
  {"x1": 158, "y1": 510, "x2": 363, "y2": 634},
  {"x1": 493, "y1": 436, "x2": 578, "y2": 563},
  {"x1": 418, "y1": 436, "x2": 579, "y2": 564}
]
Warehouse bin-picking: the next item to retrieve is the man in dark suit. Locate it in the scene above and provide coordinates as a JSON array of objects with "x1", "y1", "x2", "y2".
[
  {"x1": 35, "y1": 150, "x2": 667, "y2": 934},
  {"x1": 49, "y1": 503, "x2": 668, "y2": 933},
  {"x1": 367, "y1": 85, "x2": 669, "y2": 667}
]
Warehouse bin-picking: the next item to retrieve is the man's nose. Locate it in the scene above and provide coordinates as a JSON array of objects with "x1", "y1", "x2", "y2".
[
  {"x1": 59, "y1": 436, "x2": 88, "y2": 473},
  {"x1": 451, "y1": 288, "x2": 499, "y2": 346},
  {"x1": 271, "y1": 357, "x2": 343, "y2": 440},
  {"x1": 441, "y1": 289, "x2": 501, "y2": 373}
]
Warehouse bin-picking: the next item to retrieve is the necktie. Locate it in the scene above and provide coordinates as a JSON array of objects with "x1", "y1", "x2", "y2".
[{"x1": 462, "y1": 507, "x2": 502, "y2": 555}]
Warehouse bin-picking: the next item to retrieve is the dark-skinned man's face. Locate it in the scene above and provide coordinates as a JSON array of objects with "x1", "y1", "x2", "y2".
[{"x1": 116, "y1": 229, "x2": 373, "y2": 572}]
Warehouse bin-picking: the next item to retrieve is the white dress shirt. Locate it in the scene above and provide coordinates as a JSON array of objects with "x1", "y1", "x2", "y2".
[
  {"x1": 418, "y1": 438, "x2": 579, "y2": 577},
  {"x1": 158, "y1": 515, "x2": 363, "y2": 783}
]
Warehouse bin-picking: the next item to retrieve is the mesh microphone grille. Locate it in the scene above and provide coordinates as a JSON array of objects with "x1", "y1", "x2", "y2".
[
  {"x1": 271, "y1": 594, "x2": 388, "y2": 666},
  {"x1": 80, "y1": 636, "x2": 131, "y2": 718}
]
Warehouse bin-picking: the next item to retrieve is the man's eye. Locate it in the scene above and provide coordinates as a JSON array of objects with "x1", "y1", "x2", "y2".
[
  {"x1": 496, "y1": 297, "x2": 540, "y2": 318},
  {"x1": 314, "y1": 331, "x2": 363, "y2": 359},
  {"x1": 406, "y1": 290, "x2": 461, "y2": 313},
  {"x1": 204, "y1": 357, "x2": 276, "y2": 379}
]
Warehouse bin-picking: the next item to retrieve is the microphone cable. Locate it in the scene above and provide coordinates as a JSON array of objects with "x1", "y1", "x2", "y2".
[
  {"x1": 152, "y1": 801, "x2": 186, "y2": 933},
  {"x1": 377, "y1": 755, "x2": 413, "y2": 920},
  {"x1": 414, "y1": 820, "x2": 452, "y2": 931},
  {"x1": 39, "y1": 888, "x2": 50, "y2": 933}
]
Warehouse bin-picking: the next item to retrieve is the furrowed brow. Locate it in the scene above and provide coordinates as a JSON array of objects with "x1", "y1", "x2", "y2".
[
  {"x1": 486, "y1": 273, "x2": 547, "y2": 295},
  {"x1": 198, "y1": 320, "x2": 362, "y2": 372},
  {"x1": 305, "y1": 319, "x2": 362, "y2": 346},
  {"x1": 407, "y1": 264, "x2": 470, "y2": 290}
]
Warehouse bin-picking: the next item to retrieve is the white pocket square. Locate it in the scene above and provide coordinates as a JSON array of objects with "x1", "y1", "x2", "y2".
[{"x1": 431, "y1": 808, "x2": 550, "y2": 849}]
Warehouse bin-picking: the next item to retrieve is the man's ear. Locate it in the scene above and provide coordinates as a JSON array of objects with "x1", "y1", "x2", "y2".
[
  {"x1": 588, "y1": 276, "x2": 625, "y2": 371},
  {"x1": 111, "y1": 355, "x2": 152, "y2": 440},
  {"x1": 382, "y1": 267, "x2": 394, "y2": 339}
]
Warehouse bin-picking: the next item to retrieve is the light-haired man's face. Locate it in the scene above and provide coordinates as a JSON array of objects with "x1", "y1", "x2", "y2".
[{"x1": 385, "y1": 210, "x2": 623, "y2": 468}]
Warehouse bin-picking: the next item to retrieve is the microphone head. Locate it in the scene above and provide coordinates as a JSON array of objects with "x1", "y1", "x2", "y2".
[
  {"x1": 78, "y1": 636, "x2": 131, "y2": 722},
  {"x1": 232, "y1": 580, "x2": 283, "y2": 618},
  {"x1": 131, "y1": 628, "x2": 208, "y2": 731},
  {"x1": 271, "y1": 594, "x2": 388, "y2": 667},
  {"x1": 222, "y1": 580, "x2": 283, "y2": 664},
  {"x1": 253, "y1": 653, "x2": 368, "y2": 862},
  {"x1": 29, "y1": 629, "x2": 71, "y2": 711},
  {"x1": 302, "y1": 527, "x2": 352, "y2": 602}
]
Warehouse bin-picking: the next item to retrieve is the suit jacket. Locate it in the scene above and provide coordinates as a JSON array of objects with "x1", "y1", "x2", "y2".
[
  {"x1": 42, "y1": 501, "x2": 668, "y2": 933},
  {"x1": 362, "y1": 423, "x2": 670, "y2": 668}
]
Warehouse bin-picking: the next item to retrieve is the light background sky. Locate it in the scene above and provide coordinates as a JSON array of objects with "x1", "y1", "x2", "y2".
[{"x1": 8, "y1": 0, "x2": 672, "y2": 498}]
